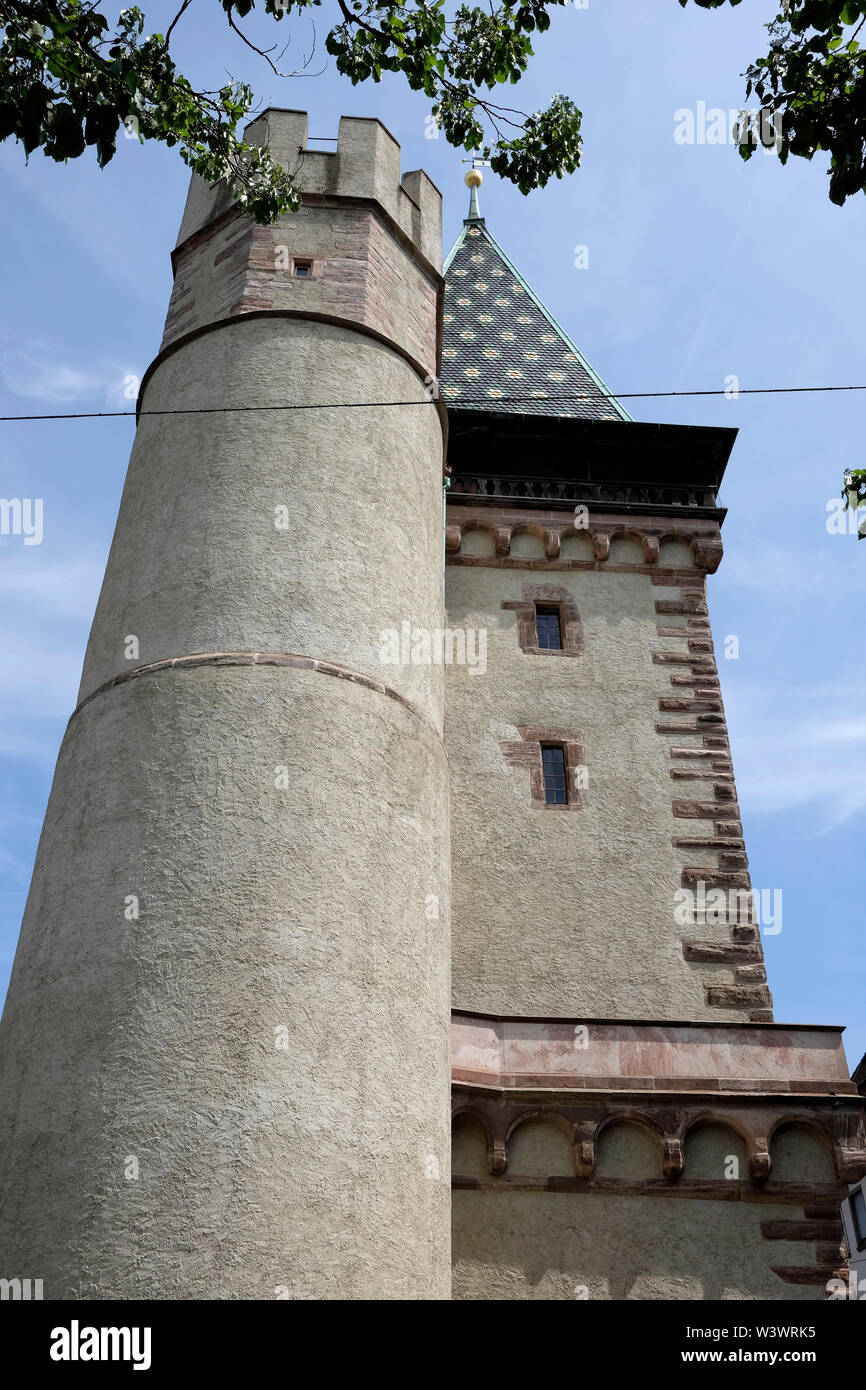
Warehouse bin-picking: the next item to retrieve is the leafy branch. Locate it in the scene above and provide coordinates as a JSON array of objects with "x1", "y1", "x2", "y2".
[
  {"x1": 0, "y1": 0, "x2": 583, "y2": 220},
  {"x1": 684, "y1": 0, "x2": 866, "y2": 203},
  {"x1": 843, "y1": 468, "x2": 866, "y2": 536}
]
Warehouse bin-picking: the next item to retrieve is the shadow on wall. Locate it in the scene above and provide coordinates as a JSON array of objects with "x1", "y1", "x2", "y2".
[
  {"x1": 451, "y1": 1113, "x2": 839, "y2": 1299},
  {"x1": 453, "y1": 1112, "x2": 837, "y2": 1184},
  {"x1": 451, "y1": 522, "x2": 698, "y2": 567}
]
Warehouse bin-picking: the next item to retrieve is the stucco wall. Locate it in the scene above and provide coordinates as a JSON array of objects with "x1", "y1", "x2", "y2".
[
  {"x1": 0, "y1": 668, "x2": 450, "y2": 1298},
  {"x1": 80, "y1": 317, "x2": 445, "y2": 725},
  {"x1": 452, "y1": 1112, "x2": 844, "y2": 1300},
  {"x1": 445, "y1": 563, "x2": 736, "y2": 1019},
  {"x1": 452, "y1": 1190, "x2": 826, "y2": 1300},
  {"x1": 0, "y1": 307, "x2": 451, "y2": 1296}
]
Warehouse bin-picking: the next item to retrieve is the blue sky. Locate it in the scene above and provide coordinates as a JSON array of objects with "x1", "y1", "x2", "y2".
[{"x1": 1, "y1": 2, "x2": 864, "y2": 1065}]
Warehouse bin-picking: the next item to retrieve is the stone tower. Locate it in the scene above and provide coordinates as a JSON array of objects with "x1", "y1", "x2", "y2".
[
  {"x1": 442, "y1": 184, "x2": 866, "y2": 1299},
  {"x1": 2, "y1": 120, "x2": 865, "y2": 1303},
  {"x1": 0, "y1": 111, "x2": 451, "y2": 1300}
]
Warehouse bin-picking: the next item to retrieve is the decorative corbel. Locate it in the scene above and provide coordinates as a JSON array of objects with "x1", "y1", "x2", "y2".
[
  {"x1": 662, "y1": 1137, "x2": 684, "y2": 1182},
  {"x1": 749, "y1": 1140, "x2": 771, "y2": 1185},
  {"x1": 591, "y1": 532, "x2": 610, "y2": 562}
]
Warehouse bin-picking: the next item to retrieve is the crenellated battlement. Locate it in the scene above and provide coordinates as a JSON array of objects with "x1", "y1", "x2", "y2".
[
  {"x1": 164, "y1": 109, "x2": 443, "y2": 375},
  {"x1": 176, "y1": 109, "x2": 442, "y2": 268}
]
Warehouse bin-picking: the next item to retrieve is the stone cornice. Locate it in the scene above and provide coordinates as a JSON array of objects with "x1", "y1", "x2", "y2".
[
  {"x1": 451, "y1": 1013, "x2": 856, "y2": 1094},
  {"x1": 451, "y1": 1089, "x2": 866, "y2": 1187},
  {"x1": 445, "y1": 503, "x2": 723, "y2": 571}
]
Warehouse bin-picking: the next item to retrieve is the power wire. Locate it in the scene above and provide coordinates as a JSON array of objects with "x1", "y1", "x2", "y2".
[{"x1": 1, "y1": 382, "x2": 866, "y2": 422}]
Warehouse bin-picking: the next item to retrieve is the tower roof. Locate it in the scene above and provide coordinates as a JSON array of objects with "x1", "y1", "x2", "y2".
[{"x1": 441, "y1": 205, "x2": 630, "y2": 422}]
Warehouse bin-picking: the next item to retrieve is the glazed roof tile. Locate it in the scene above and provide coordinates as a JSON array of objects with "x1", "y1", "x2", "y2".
[{"x1": 441, "y1": 216, "x2": 629, "y2": 422}]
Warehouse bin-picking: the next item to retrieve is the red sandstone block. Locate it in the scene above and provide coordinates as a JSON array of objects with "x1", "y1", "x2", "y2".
[
  {"x1": 673, "y1": 800, "x2": 740, "y2": 818},
  {"x1": 706, "y1": 984, "x2": 771, "y2": 1007},
  {"x1": 683, "y1": 942, "x2": 761, "y2": 963},
  {"x1": 735, "y1": 964, "x2": 767, "y2": 983},
  {"x1": 681, "y1": 867, "x2": 751, "y2": 888},
  {"x1": 761, "y1": 1220, "x2": 842, "y2": 1241},
  {"x1": 770, "y1": 1266, "x2": 836, "y2": 1285}
]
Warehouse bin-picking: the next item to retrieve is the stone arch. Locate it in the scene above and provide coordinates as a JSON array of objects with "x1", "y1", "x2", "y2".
[
  {"x1": 769, "y1": 1117, "x2": 837, "y2": 1183},
  {"x1": 595, "y1": 1114, "x2": 664, "y2": 1179},
  {"x1": 508, "y1": 522, "x2": 547, "y2": 559},
  {"x1": 451, "y1": 1109, "x2": 490, "y2": 1177},
  {"x1": 506, "y1": 1110, "x2": 575, "y2": 1177},
  {"x1": 683, "y1": 1116, "x2": 749, "y2": 1182},
  {"x1": 459, "y1": 520, "x2": 496, "y2": 557},
  {"x1": 657, "y1": 533, "x2": 696, "y2": 569},
  {"x1": 559, "y1": 528, "x2": 595, "y2": 561},
  {"x1": 607, "y1": 528, "x2": 647, "y2": 565}
]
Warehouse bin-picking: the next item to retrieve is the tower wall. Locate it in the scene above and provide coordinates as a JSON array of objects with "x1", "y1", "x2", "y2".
[
  {"x1": 443, "y1": 448, "x2": 866, "y2": 1300},
  {"x1": 445, "y1": 502, "x2": 767, "y2": 1022},
  {"x1": 450, "y1": 1014, "x2": 865, "y2": 1300},
  {"x1": 452, "y1": 1191, "x2": 829, "y2": 1300},
  {"x1": 0, "y1": 112, "x2": 451, "y2": 1299}
]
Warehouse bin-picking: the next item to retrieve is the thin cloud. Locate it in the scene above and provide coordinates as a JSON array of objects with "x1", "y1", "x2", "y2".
[
  {"x1": 720, "y1": 543, "x2": 834, "y2": 596},
  {"x1": 0, "y1": 636, "x2": 83, "y2": 719},
  {"x1": 0, "y1": 341, "x2": 139, "y2": 407},
  {"x1": 0, "y1": 558, "x2": 102, "y2": 620},
  {"x1": 0, "y1": 349, "x2": 104, "y2": 402},
  {"x1": 729, "y1": 687, "x2": 866, "y2": 833}
]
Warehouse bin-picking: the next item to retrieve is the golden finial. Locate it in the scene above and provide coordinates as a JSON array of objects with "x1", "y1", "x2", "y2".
[{"x1": 464, "y1": 166, "x2": 484, "y2": 220}]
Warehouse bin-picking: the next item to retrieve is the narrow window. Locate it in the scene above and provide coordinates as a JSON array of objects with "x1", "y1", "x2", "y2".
[
  {"x1": 541, "y1": 744, "x2": 567, "y2": 804},
  {"x1": 852, "y1": 1187, "x2": 866, "y2": 1251},
  {"x1": 293, "y1": 260, "x2": 312, "y2": 278},
  {"x1": 535, "y1": 604, "x2": 562, "y2": 650}
]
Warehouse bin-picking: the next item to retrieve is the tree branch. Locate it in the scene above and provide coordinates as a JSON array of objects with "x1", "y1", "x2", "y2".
[{"x1": 163, "y1": 0, "x2": 194, "y2": 52}]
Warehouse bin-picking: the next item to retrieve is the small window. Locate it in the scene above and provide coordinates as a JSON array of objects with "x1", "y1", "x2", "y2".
[
  {"x1": 293, "y1": 260, "x2": 312, "y2": 278},
  {"x1": 852, "y1": 1187, "x2": 866, "y2": 1252},
  {"x1": 535, "y1": 605, "x2": 562, "y2": 650},
  {"x1": 541, "y1": 745, "x2": 567, "y2": 804}
]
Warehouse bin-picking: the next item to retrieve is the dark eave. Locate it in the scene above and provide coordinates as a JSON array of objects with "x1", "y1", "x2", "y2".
[{"x1": 445, "y1": 409, "x2": 737, "y2": 522}]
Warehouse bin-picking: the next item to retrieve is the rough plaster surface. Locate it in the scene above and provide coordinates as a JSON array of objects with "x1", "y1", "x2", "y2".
[
  {"x1": 0, "y1": 668, "x2": 450, "y2": 1298},
  {"x1": 507, "y1": 1120, "x2": 575, "y2": 1177},
  {"x1": 79, "y1": 317, "x2": 444, "y2": 726},
  {"x1": 595, "y1": 1123, "x2": 664, "y2": 1179},
  {"x1": 771, "y1": 1127, "x2": 837, "y2": 1184},
  {"x1": 684, "y1": 1123, "x2": 750, "y2": 1180},
  {"x1": 0, "y1": 257, "x2": 450, "y2": 1294},
  {"x1": 445, "y1": 564, "x2": 740, "y2": 1019},
  {"x1": 452, "y1": 1191, "x2": 827, "y2": 1300}
]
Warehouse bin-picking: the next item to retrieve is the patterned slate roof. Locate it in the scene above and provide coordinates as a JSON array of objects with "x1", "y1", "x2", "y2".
[{"x1": 441, "y1": 217, "x2": 630, "y2": 421}]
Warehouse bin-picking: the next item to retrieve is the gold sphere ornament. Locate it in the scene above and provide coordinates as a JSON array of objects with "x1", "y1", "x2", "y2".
[{"x1": 464, "y1": 169, "x2": 483, "y2": 189}]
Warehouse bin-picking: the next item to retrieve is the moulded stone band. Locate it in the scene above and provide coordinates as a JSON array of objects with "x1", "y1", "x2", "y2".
[{"x1": 68, "y1": 649, "x2": 444, "y2": 742}]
